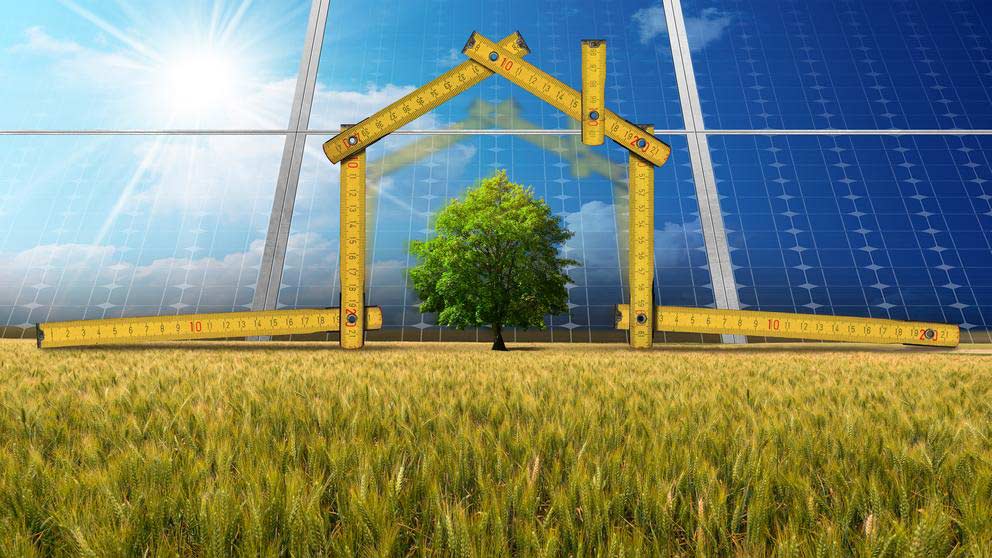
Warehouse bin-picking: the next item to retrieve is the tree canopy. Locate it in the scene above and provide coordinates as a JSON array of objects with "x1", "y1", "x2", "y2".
[{"x1": 409, "y1": 170, "x2": 578, "y2": 350}]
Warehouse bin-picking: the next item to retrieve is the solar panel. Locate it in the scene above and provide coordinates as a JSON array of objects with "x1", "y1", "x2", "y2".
[
  {"x1": 0, "y1": 134, "x2": 282, "y2": 335},
  {"x1": 309, "y1": 0, "x2": 684, "y2": 132},
  {"x1": 686, "y1": 0, "x2": 992, "y2": 130},
  {"x1": 277, "y1": 134, "x2": 713, "y2": 340},
  {"x1": 1, "y1": 0, "x2": 990, "y2": 343},
  {"x1": 710, "y1": 133, "x2": 992, "y2": 341}
]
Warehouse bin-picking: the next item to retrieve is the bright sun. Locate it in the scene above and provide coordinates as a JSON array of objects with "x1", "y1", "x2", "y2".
[{"x1": 156, "y1": 47, "x2": 245, "y2": 119}]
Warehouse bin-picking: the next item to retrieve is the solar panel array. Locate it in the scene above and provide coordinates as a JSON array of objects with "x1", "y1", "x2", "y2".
[{"x1": 1, "y1": 0, "x2": 989, "y2": 341}]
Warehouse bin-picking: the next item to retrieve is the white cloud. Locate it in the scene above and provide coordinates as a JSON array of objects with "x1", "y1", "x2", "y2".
[
  {"x1": 308, "y1": 82, "x2": 442, "y2": 132},
  {"x1": 281, "y1": 232, "x2": 337, "y2": 277},
  {"x1": 0, "y1": 234, "x2": 341, "y2": 322},
  {"x1": 9, "y1": 26, "x2": 148, "y2": 92},
  {"x1": 632, "y1": 6, "x2": 670, "y2": 45},
  {"x1": 127, "y1": 134, "x2": 284, "y2": 220},
  {"x1": 436, "y1": 143, "x2": 478, "y2": 184},
  {"x1": 436, "y1": 48, "x2": 462, "y2": 69},
  {"x1": 564, "y1": 200, "x2": 617, "y2": 233},
  {"x1": 224, "y1": 76, "x2": 298, "y2": 129},
  {"x1": 686, "y1": 8, "x2": 734, "y2": 51},
  {"x1": 9, "y1": 26, "x2": 83, "y2": 54},
  {"x1": 632, "y1": 5, "x2": 732, "y2": 51},
  {"x1": 563, "y1": 201, "x2": 701, "y2": 269},
  {"x1": 0, "y1": 233, "x2": 401, "y2": 310},
  {"x1": 0, "y1": 240, "x2": 262, "y2": 290},
  {"x1": 0, "y1": 243, "x2": 115, "y2": 280},
  {"x1": 129, "y1": 239, "x2": 265, "y2": 286}
]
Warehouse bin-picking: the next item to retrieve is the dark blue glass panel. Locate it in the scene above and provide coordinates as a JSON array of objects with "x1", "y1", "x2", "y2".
[
  {"x1": 685, "y1": 0, "x2": 992, "y2": 130},
  {"x1": 711, "y1": 134, "x2": 992, "y2": 341},
  {"x1": 0, "y1": 134, "x2": 283, "y2": 336},
  {"x1": 311, "y1": 0, "x2": 683, "y2": 131},
  {"x1": 0, "y1": 1, "x2": 310, "y2": 129},
  {"x1": 279, "y1": 134, "x2": 712, "y2": 340}
]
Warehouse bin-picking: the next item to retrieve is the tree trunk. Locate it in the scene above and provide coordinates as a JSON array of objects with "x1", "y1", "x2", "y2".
[{"x1": 491, "y1": 324, "x2": 508, "y2": 351}]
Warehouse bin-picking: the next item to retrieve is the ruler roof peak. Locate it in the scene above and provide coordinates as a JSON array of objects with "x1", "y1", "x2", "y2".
[
  {"x1": 323, "y1": 31, "x2": 671, "y2": 167},
  {"x1": 34, "y1": 31, "x2": 959, "y2": 350}
]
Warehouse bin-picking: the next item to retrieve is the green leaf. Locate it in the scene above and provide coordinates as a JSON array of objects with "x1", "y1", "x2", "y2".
[{"x1": 408, "y1": 170, "x2": 579, "y2": 340}]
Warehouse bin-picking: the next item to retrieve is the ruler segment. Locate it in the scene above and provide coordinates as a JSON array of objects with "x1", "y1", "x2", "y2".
[
  {"x1": 340, "y1": 145, "x2": 367, "y2": 349},
  {"x1": 36, "y1": 307, "x2": 383, "y2": 348},
  {"x1": 462, "y1": 31, "x2": 671, "y2": 167},
  {"x1": 616, "y1": 305, "x2": 960, "y2": 347},
  {"x1": 581, "y1": 40, "x2": 606, "y2": 146},
  {"x1": 629, "y1": 126, "x2": 655, "y2": 348},
  {"x1": 323, "y1": 32, "x2": 531, "y2": 164}
]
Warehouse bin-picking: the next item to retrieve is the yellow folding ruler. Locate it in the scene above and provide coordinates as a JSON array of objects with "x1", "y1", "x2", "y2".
[
  {"x1": 321, "y1": 30, "x2": 958, "y2": 350},
  {"x1": 580, "y1": 40, "x2": 606, "y2": 146},
  {"x1": 339, "y1": 139, "x2": 367, "y2": 349},
  {"x1": 37, "y1": 308, "x2": 383, "y2": 349},
  {"x1": 628, "y1": 126, "x2": 655, "y2": 348},
  {"x1": 36, "y1": 31, "x2": 960, "y2": 351},
  {"x1": 616, "y1": 305, "x2": 959, "y2": 347},
  {"x1": 462, "y1": 32, "x2": 671, "y2": 167},
  {"x1": 323, "y1": 32, "x2": 531, "y2": 164}
]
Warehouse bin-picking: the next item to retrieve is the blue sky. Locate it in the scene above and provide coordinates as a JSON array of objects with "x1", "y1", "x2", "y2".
[
  {"x1": 0, "y1": 1, "x2": 310, "y2": 129},
  {"x1": 1, "y1": 1, "x2": 309, "y2": 325}
]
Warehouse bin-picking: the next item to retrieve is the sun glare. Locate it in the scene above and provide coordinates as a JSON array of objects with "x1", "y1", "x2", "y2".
[{"x1": 156, "y1": 47, "x2": 245, "y2": 119}]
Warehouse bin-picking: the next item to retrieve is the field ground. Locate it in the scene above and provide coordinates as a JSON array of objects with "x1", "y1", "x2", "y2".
[{"x1": 1, "y1": 339, "x2": 991, "y2": 556}]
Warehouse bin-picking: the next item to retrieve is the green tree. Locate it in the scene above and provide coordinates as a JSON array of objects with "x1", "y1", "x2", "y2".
[{"x1": 410, "y1": 170, "x2": 578, "y2": 351}]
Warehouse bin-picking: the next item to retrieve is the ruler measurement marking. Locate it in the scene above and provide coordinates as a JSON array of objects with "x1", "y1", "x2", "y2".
[
  {"x1": 322, "y1": 33, "x2": 530, "y2": 164},
  {"x1": 37, "y1": 308, "x2": 384, "y2": 348},
  {"x1": 629, "y1": 126, "x2": 655, "y2": 348},
  {"x1": 616, "y1": 305, "x2": 959, "y2": 347},
  {"x1": 38, "y1": 32, "x2": 961, "y2": 351},
  {"x1": 581, "y1": 40, "x2": 606, "y2": 146},
  {"x1": 340, "y1": 146, "x2": 367, "y2": 349},
  {"x1": 462, "y1": 32, "x2": 671, "y2": 167}
]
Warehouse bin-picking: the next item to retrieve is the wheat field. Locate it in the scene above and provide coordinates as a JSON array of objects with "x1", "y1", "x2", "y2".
[{"x1": 1, "y1": 340, "x2": 991, "y2": 557}]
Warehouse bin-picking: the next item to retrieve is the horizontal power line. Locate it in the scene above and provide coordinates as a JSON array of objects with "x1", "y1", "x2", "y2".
[
  {"x1": 703, "y1": 129, "x2": 992, "y2": 136},
  {"x1": 0, "y1": 129, "x2": 291, "y2": 136},
  {"x1": 2, "y1": 128, "x2": 992, "y2": 136}
]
